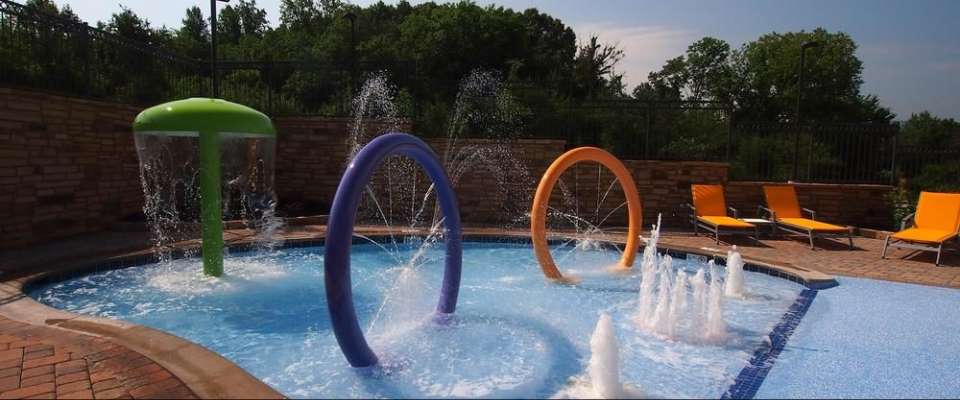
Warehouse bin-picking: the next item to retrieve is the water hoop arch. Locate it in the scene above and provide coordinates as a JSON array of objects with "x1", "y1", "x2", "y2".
[
  {"x1": 530, "y1": 147, "x2": 642, "y2": 281},
  {"x1": 324, "y1": 133, "x2": 463, "y2": 368}
]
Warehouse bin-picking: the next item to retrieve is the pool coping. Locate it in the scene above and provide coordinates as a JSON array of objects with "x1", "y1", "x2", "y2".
[{"x1": 1, "y1": 227, "x2": 838, "y2": 399}]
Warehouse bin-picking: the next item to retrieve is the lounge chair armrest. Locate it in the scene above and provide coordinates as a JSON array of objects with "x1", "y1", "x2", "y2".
[
  {"x1": 684, "y1": 203, "x2": 696, "y2": 219},
  {"x1": 900, "y1": 212, "x2": 916, "y2": 231},
  {"x1": 727, "y1": 206, "x2": 739, "y2": 218},
  {"x1": 758, "y1": 205, "x2": 775, "y2": 220},
  {"x1": 802, "y1": 208, "x2": 817, "y2": 220}
]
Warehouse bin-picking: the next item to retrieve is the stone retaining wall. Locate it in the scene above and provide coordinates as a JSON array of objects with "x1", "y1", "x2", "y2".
[
  {"x1": 0, "y1": 88, "x2": 896, "y2": 249},
  {"x1": 0, "y1": 88, "x2": 143, "y2": 249}
]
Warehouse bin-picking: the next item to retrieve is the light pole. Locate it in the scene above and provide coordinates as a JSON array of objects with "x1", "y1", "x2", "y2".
[
  {"x1": 792, "y1": 40, "x2": 820, "y2": 181},
  {"x1": 210, "y1": 0, "x2": 230, "y2": 98}
]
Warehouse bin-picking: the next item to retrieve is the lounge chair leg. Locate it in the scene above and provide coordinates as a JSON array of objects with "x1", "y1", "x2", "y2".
[
  {"x1": 808, "y1": 232, "x2": 815, "y2": 250},
  {"x1": 881, "y1": 235, "x2": 890, "y2": 259},
  {"x1": 936, "y1": 243, "x2": 943, "y2": 266},
  {"x1": 716, "y1": 230, "x2": 720, "y2": 245},
  {"x1": 848, "y1": 230, "x2": 854, "y2": 250}
]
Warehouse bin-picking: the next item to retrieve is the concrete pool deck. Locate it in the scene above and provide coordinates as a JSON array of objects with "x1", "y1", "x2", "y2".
[{"x1": 0, "y1": 224, "x2": 957, "y2": 399}]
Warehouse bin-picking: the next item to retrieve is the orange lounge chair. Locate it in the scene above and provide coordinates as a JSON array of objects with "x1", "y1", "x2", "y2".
[
  {"x1": 760, "y1": 185, "x2": 853, "y2": 250},
  {"x1": 687, "y1": 184, "x2": 758, "y2": 244},
  {"x1": 882, "y1": 191, "x2": 960, "y2": 266}
]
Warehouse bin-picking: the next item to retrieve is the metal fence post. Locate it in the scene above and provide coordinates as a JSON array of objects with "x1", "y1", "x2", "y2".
[
  {"x1": 725, "y1": 106, "x2": 733, "y2": 162},
  {"x1": 644, "y1": 104, "x2": 652, "y2": 159},
  {"x1": 77, "y1": 23, "x2": 91, "y2": 96},
  {"x1": 889, "y1": 127, "x2": 898, "y2": 186},
  {"x1": 806, "y1": 123, "x2": 814, "y2": 181}
]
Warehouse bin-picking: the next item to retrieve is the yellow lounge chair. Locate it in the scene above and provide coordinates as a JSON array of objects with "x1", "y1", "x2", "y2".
[
  {"x1": 881, "y1": 191, "x2": 960, "y2": 266},
  {"x1": 687, "y1": 184, "x2": 758, "y2": 244},
  {"x1": 760, "y1": 185, "x2": 853, "y2": 250}
]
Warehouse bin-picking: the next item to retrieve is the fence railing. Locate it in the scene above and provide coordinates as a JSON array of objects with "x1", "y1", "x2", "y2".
[
  {"x1": 729, "y1": 121, "x2": 899, "y2": 184},
  {"x1": 894, "y1": 146, "x2": 960, "y2": 188}
]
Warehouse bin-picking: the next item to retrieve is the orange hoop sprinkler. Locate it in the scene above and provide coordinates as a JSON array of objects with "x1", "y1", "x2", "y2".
[{"x1": 530, "y1": 147, "x2": 642, "y2": 282}]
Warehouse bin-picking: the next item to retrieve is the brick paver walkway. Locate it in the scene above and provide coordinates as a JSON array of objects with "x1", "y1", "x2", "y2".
[
  {"x1": 0, "y1": 316, "x2": 194, "y2": 399},
  {"x1": 659, "y1": 233, "x2": 960, "y2": 288}
]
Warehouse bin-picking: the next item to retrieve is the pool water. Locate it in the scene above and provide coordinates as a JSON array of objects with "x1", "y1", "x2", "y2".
[{"x1": 29, "y1": 240, "x2": 804, "y2": 398}]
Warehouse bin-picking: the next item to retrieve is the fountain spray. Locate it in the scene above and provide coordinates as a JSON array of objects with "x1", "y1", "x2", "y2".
[{"x1": 724, "y1": 245, "x2": 745, "y2": 298}]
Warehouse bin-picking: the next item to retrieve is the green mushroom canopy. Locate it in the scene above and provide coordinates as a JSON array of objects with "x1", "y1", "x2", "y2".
[{"x1": 133, "y1": 97, "x2": 275, "y2": 137}]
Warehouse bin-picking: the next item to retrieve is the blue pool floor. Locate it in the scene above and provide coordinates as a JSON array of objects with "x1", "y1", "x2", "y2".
[{"x1": 756, "y1": 276, "x2": 960, "y2": 398}]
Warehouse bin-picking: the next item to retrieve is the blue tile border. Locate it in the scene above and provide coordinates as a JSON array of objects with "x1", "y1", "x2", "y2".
[{"x1": 722, "y1": 288, "x2": 819, "y2": 399}]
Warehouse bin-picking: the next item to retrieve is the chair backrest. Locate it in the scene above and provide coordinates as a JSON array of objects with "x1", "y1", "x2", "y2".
[
  {"x1": 915, "y1": 191, "x2": 960, "y2": 232},
  {"x1": 762, "y1": 185, "x2": 802, "y2": 218},
  {"x1": 692, "y1": 184, "x2": 727, "y2": 217}
]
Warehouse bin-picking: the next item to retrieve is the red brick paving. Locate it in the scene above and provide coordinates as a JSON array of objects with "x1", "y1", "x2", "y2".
[{"x1": 0, "y1": 317, "x2": 194, "y2": 400}]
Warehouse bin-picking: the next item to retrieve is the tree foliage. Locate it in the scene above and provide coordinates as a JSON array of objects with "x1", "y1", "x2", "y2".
[
  {"x1": 641, "y1": 29, "x2": 896, "y2": 123},
  {"x1": 900, "y1": 111, "x2": 959, "y2": 147}
]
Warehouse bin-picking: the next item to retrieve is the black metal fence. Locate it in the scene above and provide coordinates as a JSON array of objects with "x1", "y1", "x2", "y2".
[
  {"x1": 1, "y1": 0, "x2": 956, "y2": 186},
  {"x1": 520, "y1": 99, "x2": 732, "y2": 162},
  {"x1": 894, "y1": 145, "x2": 960, "y2": 187},
  {"x1": 0, "y1": 0, "x2": 207, "y2": 104},
  {"x1": 729, "y1": 122, "x2": 899, "y2": 184}
]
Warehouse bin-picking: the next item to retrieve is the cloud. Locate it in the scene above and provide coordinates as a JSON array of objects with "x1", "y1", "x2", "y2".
[
  {"x1": 573, "y1": 23, "x2": 697, "y2": 89},
  {"x1": 928, "y1": 61, "x2": 960, "y2": 72}
]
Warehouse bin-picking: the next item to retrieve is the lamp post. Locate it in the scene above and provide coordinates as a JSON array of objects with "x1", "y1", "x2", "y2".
[
  {"x1": 210, "y1": 0, "x2": 230, "y2": 98},
  {"x1": 792, "y1": 40, "x2": 820, "y2": 181}
]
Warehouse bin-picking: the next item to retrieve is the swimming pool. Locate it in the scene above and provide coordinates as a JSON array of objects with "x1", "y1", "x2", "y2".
[
  {"x1": 756, "y1": 276, "x2": 960, "y2": 398},
  {"x1": 28, "y1": 240, "x2": 807, "y2": 398}
]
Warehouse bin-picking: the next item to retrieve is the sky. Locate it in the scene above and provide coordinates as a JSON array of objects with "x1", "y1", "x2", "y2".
[{"x1": 60, "y1": 0, "x2": 960, "y2": 120}]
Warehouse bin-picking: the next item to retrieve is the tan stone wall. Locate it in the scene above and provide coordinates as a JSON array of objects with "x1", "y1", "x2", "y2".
[
  {"x1": 0, "y1": 88, "x2": 896, "y2": 250},
  {"x1": 272, "y1": 116, "x2": 414, "y2": 215},
  {"x1": 0, "y1": 88, "x2": 144, "y2": 249}
]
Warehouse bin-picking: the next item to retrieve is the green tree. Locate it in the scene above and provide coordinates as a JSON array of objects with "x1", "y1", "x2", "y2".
[
  {"x1": 279, "y1": 0, "x2": 322, "y2": 32},
  {"x1": 900, "y1": 111, "x2": 960, "y2": 147},
  {"x1": 238, "y1": 0, "x2": 269, "y2": 38},
  {"x1": 100, "y1": 6, "x2": 170, "y2": 45},
  {"x1": 645, "y1": 55, "x2": 687, "y2": 100},
  {"x1": 218, "y1": 4, "x2": 243, "y2": 44},
  {"x1": 733, "y1": 28, "x2": 893, "y2": 122},
  {"x1": 641, "y1": 37, "x2": 733, "y2": 102},
  {"x1": 685, "y1": 37, "x2": 733, "y2": 102},
  {"x1": 573, "y1": 36, "x2": 625, "y2": 98},
  {"x1": 175, "y1": 6, "x2": 208, "y2": 60},
  {"x1": 643, "y1": 29, "x2": 895, "y2": 123}
]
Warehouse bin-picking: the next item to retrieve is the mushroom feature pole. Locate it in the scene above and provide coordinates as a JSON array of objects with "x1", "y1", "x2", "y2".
[{"x1": 198, "y1": 127, "x2": 223, "y2": 276}]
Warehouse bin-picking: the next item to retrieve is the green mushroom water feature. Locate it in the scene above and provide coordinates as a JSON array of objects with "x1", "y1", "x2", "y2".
[{"x1": 133, "y1": 98, "x2": 278, "y2": 276}]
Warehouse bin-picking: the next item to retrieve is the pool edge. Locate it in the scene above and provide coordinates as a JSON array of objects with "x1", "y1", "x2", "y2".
[{"x1": 6, "y1": 228, "x2": 838, "y2": 399}]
